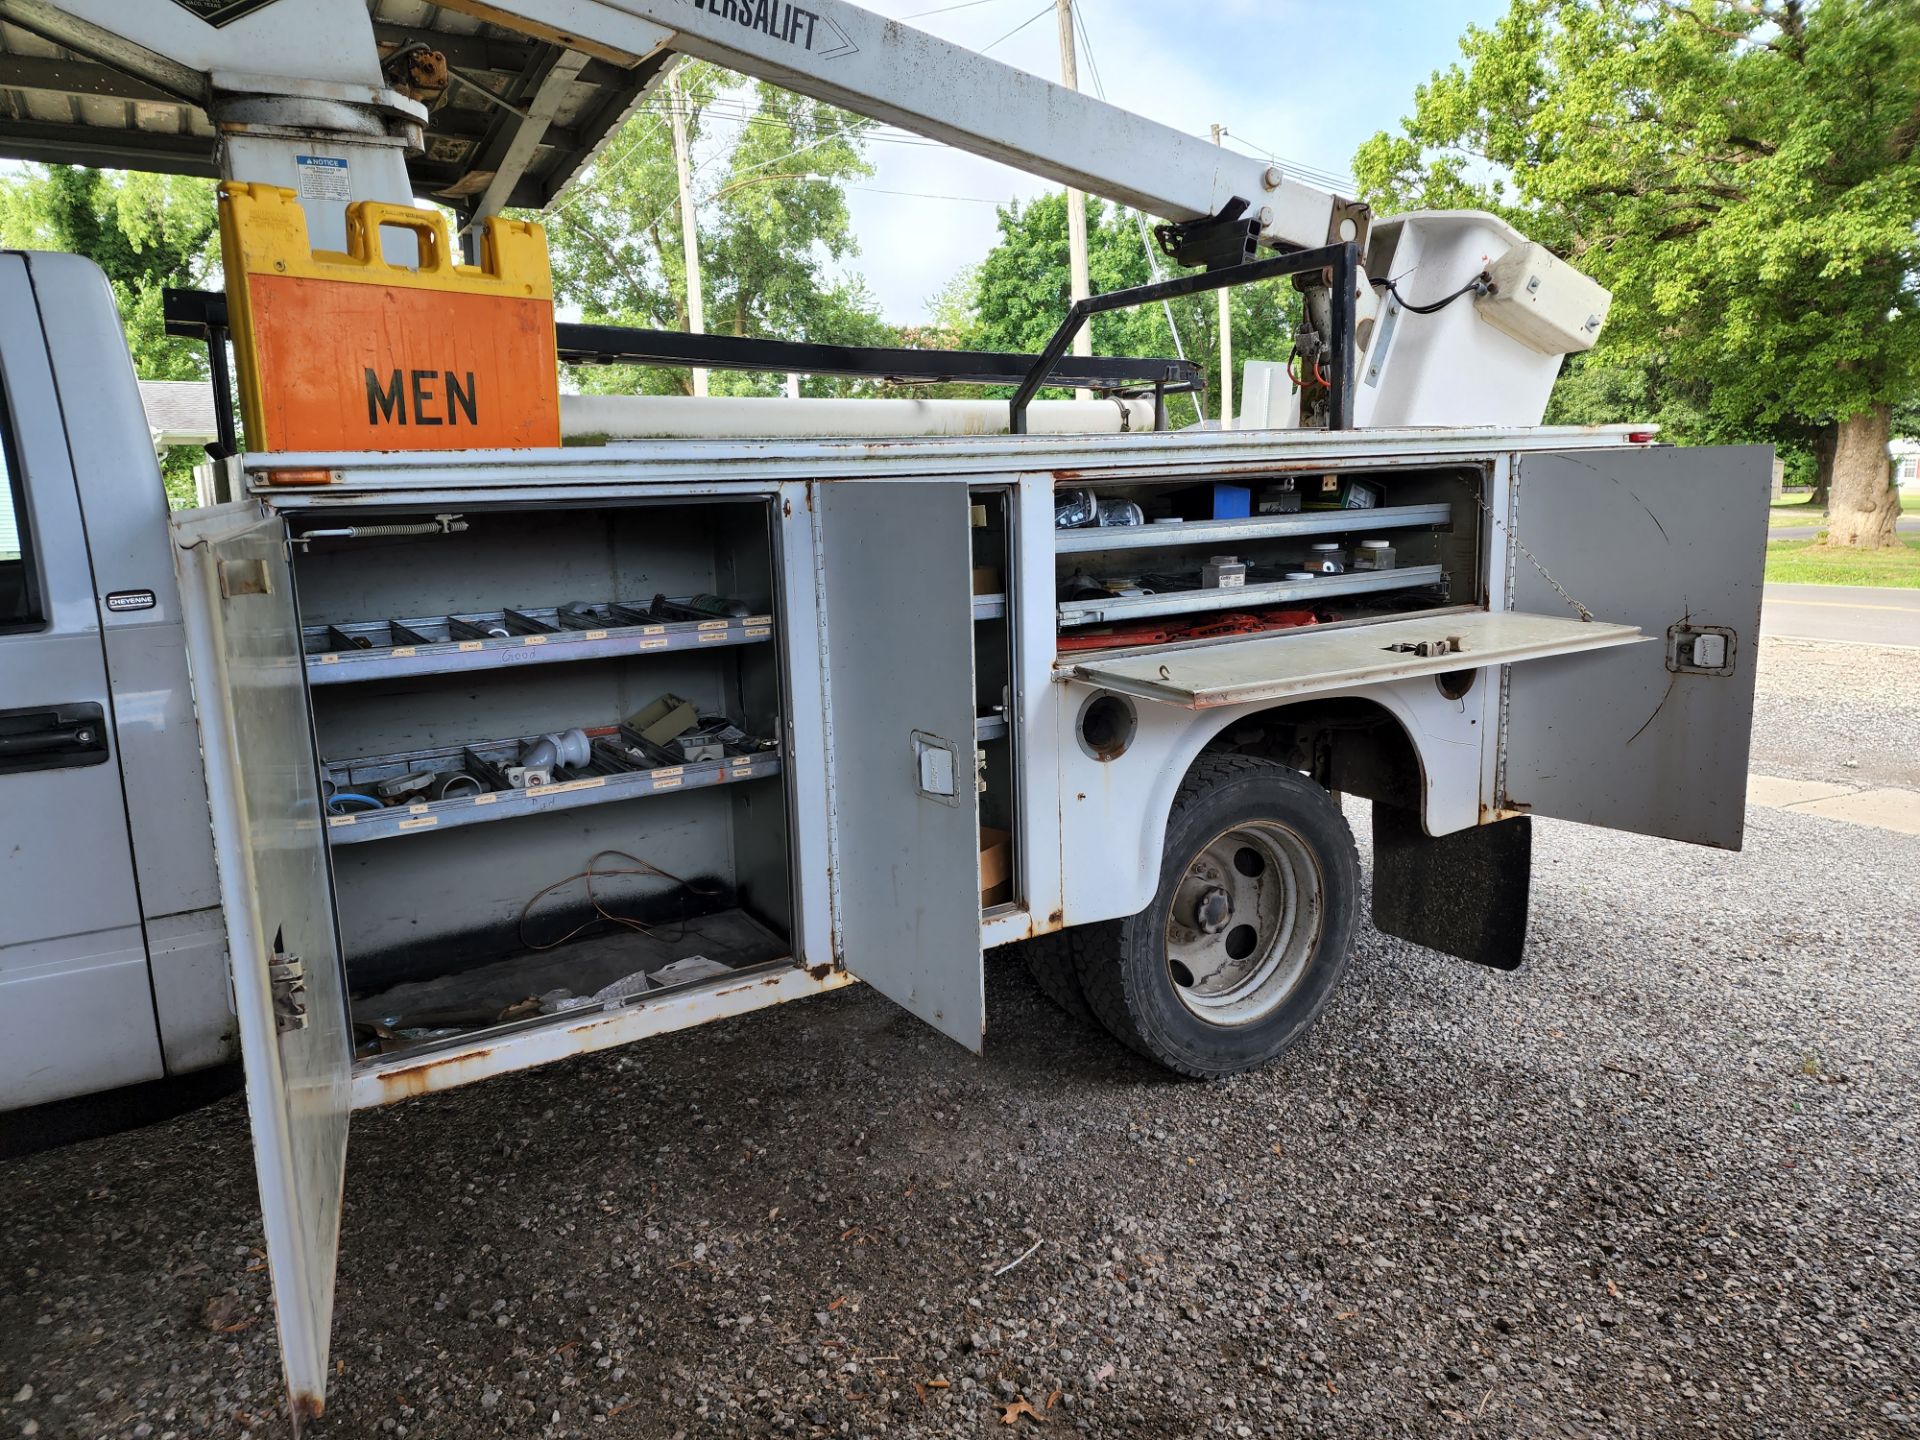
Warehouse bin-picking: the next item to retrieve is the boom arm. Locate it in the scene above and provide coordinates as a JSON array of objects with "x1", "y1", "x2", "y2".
[
  {"x1": 0, "y1": 0, "x2": 1364, "y2": 258},
  {"x1": 471, "y1": 0, "x2": 1361, "y2": 255}
]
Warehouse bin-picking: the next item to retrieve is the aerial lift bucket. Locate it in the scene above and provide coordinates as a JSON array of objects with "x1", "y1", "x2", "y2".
[{"x1": 217, "y1": 183, "x2": 561, "y2": 452}]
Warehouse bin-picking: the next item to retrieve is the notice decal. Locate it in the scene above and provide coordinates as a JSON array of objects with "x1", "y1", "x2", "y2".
[
  {"x1": 165, "y1": 0, "x2": 282, "y2": 26},
  {"x1": 677, "y1": 0, "x2": 858, "y2": 60}
]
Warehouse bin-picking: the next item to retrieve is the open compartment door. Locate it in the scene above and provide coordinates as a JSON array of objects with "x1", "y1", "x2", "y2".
[
  {"x1": 1501, "y1": 445, "x2": 1771, "y2": 849},
  {"x1": 173, "y1": 502, "x2": 348, "y2": 1429},
  {"x1": 816, "y1": 481, "x2": 984, "y2": 1050}
]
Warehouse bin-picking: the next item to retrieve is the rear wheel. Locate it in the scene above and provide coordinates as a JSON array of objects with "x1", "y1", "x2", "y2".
[
  {"x1": 1019, "y1": 929, "x2": 1096, "y2": 1025},
  {"x1": 1072, "y1": 754, "x2": 1358, "y2": 1078}
]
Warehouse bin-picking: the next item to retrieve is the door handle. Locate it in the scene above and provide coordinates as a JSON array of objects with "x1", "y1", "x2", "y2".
[{"x1": 0, "y1": 703, "x2": 111, "y2": 775}]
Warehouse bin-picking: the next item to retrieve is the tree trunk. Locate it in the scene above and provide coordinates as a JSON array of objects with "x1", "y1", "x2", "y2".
[
  {"x1": 1808, "y1": 425, "x2": 1835, "y2": 511},
  {"x1": 1824, "y1": 403, "x2": 1899, "y2": 549}
]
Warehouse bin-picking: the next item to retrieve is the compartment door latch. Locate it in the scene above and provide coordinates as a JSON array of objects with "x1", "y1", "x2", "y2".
[
  {"x1": 268, "y1": 932, "x2": 309, "y2": 1035},
  {"x1": 912, "y1": 730, "x2": 961, "y2": 808},
  {"x1": 1666, "y1": 622, "x2": 1736, "y2": 676}
]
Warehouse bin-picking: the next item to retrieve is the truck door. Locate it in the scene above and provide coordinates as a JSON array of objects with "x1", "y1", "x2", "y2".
[
  {"x1": 172, "y1": 501, "x2": 349, "y2": 1429},
  {"x1": 815, "y1": 480, "x2": 985, "y2": 1050},
  {"x1": 1500, "y1": 444, "x2": 1771, "y2": 849},
  {"x1": 0, "y1": 254, "x2": 160, "y2": 1108}
]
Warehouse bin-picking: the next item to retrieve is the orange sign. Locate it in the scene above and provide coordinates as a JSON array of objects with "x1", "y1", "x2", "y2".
[{"x1": 218, "y1": 185, "x2": 560, "y2": 452}]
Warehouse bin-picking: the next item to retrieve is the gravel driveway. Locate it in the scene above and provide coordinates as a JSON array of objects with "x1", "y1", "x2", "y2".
[{"x1": 4, "y1": 638, "x2": 1917, "y2": 1439}]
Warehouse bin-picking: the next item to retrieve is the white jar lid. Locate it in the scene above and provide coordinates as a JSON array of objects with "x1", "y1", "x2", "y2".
[
  {"x1": 1309, "y1": 541, "x2": 1341, "y2": 551},
  {"x1": 1284, "y1": 571, "x2": 1316, "y2": 581},
  {"x1": 1360, "y1": 538, "x2": 1391, "y2": 549},
  {"x1": 1208, "y1": 555, "x2": 1241, "y2": 565}
]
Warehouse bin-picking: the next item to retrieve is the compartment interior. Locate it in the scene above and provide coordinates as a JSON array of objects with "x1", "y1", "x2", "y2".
[
  {"x1": 970, "y1": 488, "x2": 1018, "y2": 908},
  {"x1": 289, "y1": 500, "x2": 794, "y2": 1060},
  {"x1": 1051, "y1": 464, "x2": 1485, "y2": 650}
]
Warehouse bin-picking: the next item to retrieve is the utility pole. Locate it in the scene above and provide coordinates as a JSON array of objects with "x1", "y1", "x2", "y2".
[
  {"x1": 1211, "y1": 123, "x2": 1233, "y2": 430},
  {"x1": 1056, "y1": 0, "x2": 1093, "y2": 400},
  {"x1": 668, "y1": 61, "x2": 709, "y2": 398}
]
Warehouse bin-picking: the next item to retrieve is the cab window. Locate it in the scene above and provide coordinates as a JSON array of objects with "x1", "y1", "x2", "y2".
[{"x1": 1, "y1": 397, "x2": 43, "y2": 629}]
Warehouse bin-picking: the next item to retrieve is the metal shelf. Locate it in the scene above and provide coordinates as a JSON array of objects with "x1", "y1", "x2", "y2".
[
  {"x1": 972, "y1": 593, "x2": 1006, "y2": 621},
  {"x1": 1054, "y1": 502, "x2": 1453, "y2": 554},
  {"x1": 1056, "y1": 565, "x2": 1446, "y2": 628},
  {"x1": 303, "y1": 598, "x2": 772, "y2": 686},
  {"x1": 975, "y1": 714, "x2": 1009, "y2": 742},
  {"x1": 323, "y1": 729, "x2": 781, "y2": 846}
]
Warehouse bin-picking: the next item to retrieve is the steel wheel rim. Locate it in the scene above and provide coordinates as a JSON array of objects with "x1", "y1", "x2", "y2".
[{"x1": 1164, "y1": 819, "x2": 1324, "y2": 1026}]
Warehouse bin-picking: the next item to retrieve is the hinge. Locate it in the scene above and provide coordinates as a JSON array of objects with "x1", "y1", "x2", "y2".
[{"x1": 269, "y1": 944, "x2": 309, "y2": 1034}]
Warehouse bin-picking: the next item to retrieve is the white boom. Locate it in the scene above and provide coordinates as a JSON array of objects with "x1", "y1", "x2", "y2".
[{"x1": 0, "y1": 0, "x2": 1358, "y2": 250}]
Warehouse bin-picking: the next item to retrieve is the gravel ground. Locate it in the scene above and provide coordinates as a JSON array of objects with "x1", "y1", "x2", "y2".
[
  {"x1": 4, "y1": 637, "x2": 1918, "y2": 1440},
  {"x1": 1751, "y1": 637, "x2": 1920, "y2": 788}
]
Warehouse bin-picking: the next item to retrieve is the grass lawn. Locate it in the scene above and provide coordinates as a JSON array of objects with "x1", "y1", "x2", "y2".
[
  {"x1": 1769, "y1": 490, "x2": 1920, "y2": 528},
  {"x1": 1766, "y1": 535, "x2": 1920, "y2": 587}
]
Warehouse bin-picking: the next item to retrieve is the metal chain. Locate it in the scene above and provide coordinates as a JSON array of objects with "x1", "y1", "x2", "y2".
[{"x1": 1469, "y1": 486, "x2": 1594, "y2": 623}]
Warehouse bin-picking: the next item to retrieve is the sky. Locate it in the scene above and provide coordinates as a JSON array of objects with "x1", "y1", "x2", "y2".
[{"x1": 816, "y1": 0, "x2": 1511, "y2": 323}]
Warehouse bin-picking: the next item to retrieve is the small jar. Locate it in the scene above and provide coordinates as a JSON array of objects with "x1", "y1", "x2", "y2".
[
  {"x1": 1353, "y1": 538, "x2": 1396, "y2": 571},
  {"x1": 1305, "y1": 542, "x2": 1345, "y2": 575},
  {"x1": 1284, "y1": 571, "x2": 1317, "y2": 583}
]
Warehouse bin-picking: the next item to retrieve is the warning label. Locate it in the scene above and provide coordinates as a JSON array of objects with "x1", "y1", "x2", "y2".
[
  {"x1": 166, "y1": 0, "x2": 282, "y2": 26},
  {"x1": 295, "y1": 155, "x2": 351, "y2": 203}
]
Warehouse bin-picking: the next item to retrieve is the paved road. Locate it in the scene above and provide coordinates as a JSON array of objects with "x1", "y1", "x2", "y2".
[
  {"x1": 1762, "y1": 582, "x2": 1920, "y2": 646},
  {"x1": 1771, "y1": 515, "x2": 1919, "y2": 541}
]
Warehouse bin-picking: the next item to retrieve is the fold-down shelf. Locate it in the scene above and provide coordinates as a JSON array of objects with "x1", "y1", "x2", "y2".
[
  {"x1": 1058, "y1": 565, "x2": 1445, "y2": 628},
  {"x1": 303, "y1": 598, "x2": 772, "y2": 685},
  {"x1": 1064, "y1": 610, "x2": 1646, "y2": 708},
  {"x1": 1054, "y1": 502, "x2": 1453, "y2": 554}
]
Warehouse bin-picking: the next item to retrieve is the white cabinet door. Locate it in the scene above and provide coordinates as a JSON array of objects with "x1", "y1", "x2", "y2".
[
  {"x1": 173, "y1": 502, "x2": 348, "y2": 1431},
  {"x1": 815, "y1": 481, "x2": 985, "y2": 1049},
  {"x1": 1502, "y1": 445, "x2": 1771, "y2": 849}
]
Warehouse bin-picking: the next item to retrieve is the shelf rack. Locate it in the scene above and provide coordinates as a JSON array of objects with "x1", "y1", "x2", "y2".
[
  {"x1": 972, "y1": 593, "x2": 1006, "y2": 621},
  {"x1": 303, "y1": 597, "x2": 772, "y2": 686},
  {"x1": 1053, "y1": 502, "x2": 1454, "y2": 554},
  {"x1": 1056, "y1": 565, "x2": 1447, "y2": 628},
  {"x1": 323, "y1": 727, "x2": 781, "y2": 846}
]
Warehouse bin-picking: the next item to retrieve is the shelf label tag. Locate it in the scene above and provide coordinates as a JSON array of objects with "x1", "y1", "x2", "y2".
[
  {"x1": 521, "y1": 634, "x2": 547, "y2": 645},
  {"x1": 653, "y1": 776, "x2": 682, "y2": 791},
  {"x1": 459, "y1": 640, "x2": 483, "y2": 652},
  {"x1": 473, "y1": 793, "x2": 497, "y2": 805},
  {"x1": 399, "y1": 816, "x2": 438, "y2": 831},
  {"x1": 586, "y1": 629, "x2": 608, "y2": 641},
  {"x1": 641, "y1": 637, "x2": 668, "y2": 651},
  {"x1": 327, "y1": 814, "x2": 354, "y2": 827}
]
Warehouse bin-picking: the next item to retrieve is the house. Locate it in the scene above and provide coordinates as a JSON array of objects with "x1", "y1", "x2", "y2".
[
  {"x1": 1895, "y1": 437, "x2": 1920, "y2": 490},
  {"x1": 137, "y1": 379, "x2": 219, "y2": 454}
]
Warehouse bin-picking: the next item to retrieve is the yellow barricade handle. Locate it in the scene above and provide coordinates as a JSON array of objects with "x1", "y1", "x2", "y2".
[{"x1": 342, "y1": 201, "x2": 453, "y2": 276}]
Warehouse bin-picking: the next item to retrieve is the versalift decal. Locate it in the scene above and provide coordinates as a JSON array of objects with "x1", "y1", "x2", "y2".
[{"x1": 679, "y1": 0, "x2": 858, "y2": 59}]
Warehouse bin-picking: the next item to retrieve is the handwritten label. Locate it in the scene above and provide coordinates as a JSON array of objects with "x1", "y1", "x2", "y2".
[{"x1": 398, "y1": 816, "x2": 438, "y2": 831}]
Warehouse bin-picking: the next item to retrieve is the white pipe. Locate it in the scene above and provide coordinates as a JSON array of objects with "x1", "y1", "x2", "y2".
[{"x1": 561, "y1": 394, "x2": 1159, "y2": 441}]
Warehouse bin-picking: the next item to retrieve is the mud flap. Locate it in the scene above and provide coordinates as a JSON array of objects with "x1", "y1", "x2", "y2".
[{"x1": 1371, "y1": 803, "x2": 1531, "y2": 971}]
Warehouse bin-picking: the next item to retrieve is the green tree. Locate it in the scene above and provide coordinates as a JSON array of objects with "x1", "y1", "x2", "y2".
[
  {"x1": 0, "y1": 166, "x2": 220, "y2": 504},
  {"x1": 542, "y1": 66, "x2": 891, "y2": 399},
  {"x1": 965, "y1": 192, "x2": 1293, "y2": 424},
  {"x1": 1354, "y1": 0, "x2": 1920, "y2": 547}
]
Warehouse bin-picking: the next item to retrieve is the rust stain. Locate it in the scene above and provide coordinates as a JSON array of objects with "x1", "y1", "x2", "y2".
[
  {"x1": 292, "y1": 1390, "x2": 326, "y2": 1422},
  {"x1": 782, "y1": 497, "x2": 793, "y2": 518},
  {"x1": 806, "y1": 962, "x2": 835, "y2": 981},
  {"x1": 374, "y1": 1045, "x2": 494, "y2": 1103}
]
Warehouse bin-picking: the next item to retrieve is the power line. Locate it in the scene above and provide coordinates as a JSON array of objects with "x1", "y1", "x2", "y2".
[
  {"x1": 981, "y1": 0, "x2": 1054, "y2": 55},
  {"x1": 901, "y1": 0, "x2": 1016, "y2": 19}
]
